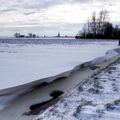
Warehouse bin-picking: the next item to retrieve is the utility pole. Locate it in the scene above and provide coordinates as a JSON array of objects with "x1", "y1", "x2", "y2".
[{"x1": 58, "y1": 32, "x2": 60, "y2": 37}]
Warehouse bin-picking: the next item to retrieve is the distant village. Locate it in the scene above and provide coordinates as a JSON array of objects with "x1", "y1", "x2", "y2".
[{"x1": 14, "y1": 32, "x2": 72, "y2": 38}]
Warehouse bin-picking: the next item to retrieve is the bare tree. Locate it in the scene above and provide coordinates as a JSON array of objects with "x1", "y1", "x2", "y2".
[
  {"x1": 76, "y1": 10, "x2": 120, "y2": 39},
  {"x1": 98, "y1": 10, "x2": 110, "y2": 35},
  {"x1": 91, "y1": 12, "x2": 97, "y2": 36}
]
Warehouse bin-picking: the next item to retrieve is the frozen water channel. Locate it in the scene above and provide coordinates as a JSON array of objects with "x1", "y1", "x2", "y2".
[{"x1": 34, "y1": 59, "x2": 120, "y2": 120}]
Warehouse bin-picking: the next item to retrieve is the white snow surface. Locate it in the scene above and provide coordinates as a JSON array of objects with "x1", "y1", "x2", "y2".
[
  {"x1": 0, "y1": 40, "x2": 118, "y2": 90},
  {"x1": 34, "y1": 60, "x2": 120, "y2": 120}
]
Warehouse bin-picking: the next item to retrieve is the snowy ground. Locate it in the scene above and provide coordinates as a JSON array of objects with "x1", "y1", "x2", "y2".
[
  {"x1": 34, "y1": 60, "x2": 120, "y2": 120},
  {"x1": 0, "y1": 39, "x2": 118, "y2": 90},
  {"x1": 0, "y1": 39, "x2": 119, "y2": 119}
]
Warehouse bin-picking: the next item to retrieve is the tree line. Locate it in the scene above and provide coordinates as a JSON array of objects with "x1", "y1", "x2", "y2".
[{"x1": 76, "y1": 10, "x2": 120, "y2": 39}]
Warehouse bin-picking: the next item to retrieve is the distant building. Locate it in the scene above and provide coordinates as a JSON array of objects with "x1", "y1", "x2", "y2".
[{"x1": 14, "y1": 33, "x2": 25, "y2": 38}]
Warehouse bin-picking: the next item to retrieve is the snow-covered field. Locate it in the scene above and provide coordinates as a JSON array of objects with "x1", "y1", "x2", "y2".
[
  {"x1": 0, "y1": 39, "x2": 118, "y2": 90},
  {"x1": 0, "y1": 38, "x2": 119, "y2": 119},
  {"x1": 34, "y1": 60, "x2": 120, "y2": 120}
]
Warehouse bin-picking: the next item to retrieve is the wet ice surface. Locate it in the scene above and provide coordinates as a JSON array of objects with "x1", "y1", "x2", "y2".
[{"x1": 34, "y1": 60, "x2": 120, "y2": 120}]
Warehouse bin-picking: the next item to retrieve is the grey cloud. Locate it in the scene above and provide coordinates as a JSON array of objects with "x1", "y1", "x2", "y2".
[
  {"x1": 0, "y1": 8, "x2": 17, "y2": 13},
  {"x1": 0, "y1": 0, "x2": 91, "y2": 13},
  {"x1": 24, "y1": 12, "x2": 36, "y2": 15},
  {"x1": 109, "y1": 4, "x2": 113, "y2": 6},
  {"x1": 22, "y1": 0, "x2": 91, "y2": 9}
]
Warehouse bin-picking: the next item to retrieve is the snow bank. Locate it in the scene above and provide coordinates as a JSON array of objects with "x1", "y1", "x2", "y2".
[
  {"x1": 84, "y1": 48, "x2": 120, "y2": 66},
  {"x1": 34, "y1": 54, "x2": 120, "y2": 120}
]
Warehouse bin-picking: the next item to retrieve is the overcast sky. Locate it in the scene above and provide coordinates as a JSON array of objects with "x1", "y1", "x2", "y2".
[{"x1": 0, "y1": 0, "x2": 120, "y2": 37}]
